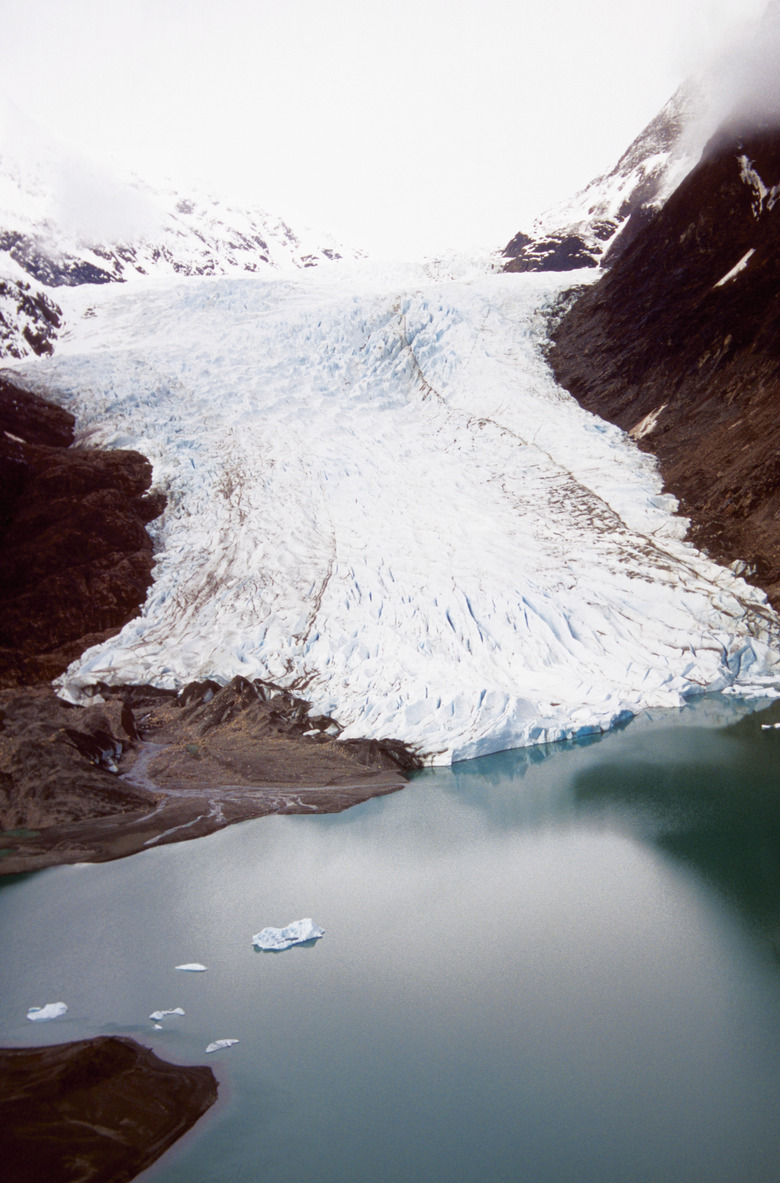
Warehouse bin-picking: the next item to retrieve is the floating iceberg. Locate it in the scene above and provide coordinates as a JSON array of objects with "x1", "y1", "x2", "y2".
[
  {"x1": 149, "y1": 1007, "x2": 185, "y2": 1021},
  {"x1": 27, "y1": 1002, "x2": 68, "y2": 1021},
  {"x1": 206, "y1": 1039, "x2": 239, "y2": 1053},
  {"x1": 174, "y1": 963, "x2": 206, "y2": 972},
  {"x1": 252, "y1": 919, "x2": 325, "y2": 951}
]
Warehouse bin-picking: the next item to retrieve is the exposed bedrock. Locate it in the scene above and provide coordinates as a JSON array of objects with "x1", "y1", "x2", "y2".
[
  {"x1": 549, "y1": 123, "x2": 780, "y2": 611},
  {"x1": 0, "y1": 1036, "x2": 217, "y2": 1183},
  {"x1": 0, "y1": 373, "x2": 166, "y2": 686}
]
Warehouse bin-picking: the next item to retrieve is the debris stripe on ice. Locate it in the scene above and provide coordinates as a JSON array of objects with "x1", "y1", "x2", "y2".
[{"x1": 18, "y1": 263, "x2": 780, "y2": 763}]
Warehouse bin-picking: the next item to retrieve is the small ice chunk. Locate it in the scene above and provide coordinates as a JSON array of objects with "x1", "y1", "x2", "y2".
[
  {"x1": 252, "y1": 918, "x2": 325, "y2": 951},
  {"x1": 205, "y1": 1039, "x2": 239, "y2": 1053},
  {"x1": 149, "y1": 1007, "x2": 186, "y2": 1021},
  {"x1": 154, "y1": 1023, "x2": 163, "y2": 1030},
  {"x1": 174, "y1": 963, "x2": 207, "y2": 971},
  {"x1": 27, "y1": 1002, "x2": 68, "y2": 1022}
]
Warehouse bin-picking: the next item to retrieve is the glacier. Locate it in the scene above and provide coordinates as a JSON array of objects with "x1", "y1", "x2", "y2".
[{"x1": 13, "y1": 258, "x2": 780, "y2": 764}]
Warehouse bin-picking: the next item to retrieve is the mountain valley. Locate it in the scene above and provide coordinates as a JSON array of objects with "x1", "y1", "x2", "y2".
[{"x1": 2, "y1": 86, "x2": 780, "y2": 872}]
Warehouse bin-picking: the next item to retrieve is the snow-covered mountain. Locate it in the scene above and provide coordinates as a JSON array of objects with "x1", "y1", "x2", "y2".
[
  {"x1": 10, "y1": 261, "x2": 780, "y2": 764},
  {"x1": 502, "y1": 82, "x2": 704, "y2": 272},
  {"x1": 0, "y1": 102, "x2": 352, "y2": 360},
  {"x1": 0, "y1": 184, "x2": 349, "y2": 289}
]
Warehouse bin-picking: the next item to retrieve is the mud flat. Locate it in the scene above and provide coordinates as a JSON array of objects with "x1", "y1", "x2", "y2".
[{"x1": 0, "y1": 678, "x2": 415, "y2": 876}]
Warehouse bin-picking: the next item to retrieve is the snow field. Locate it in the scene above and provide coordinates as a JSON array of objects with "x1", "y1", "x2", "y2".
[{"x1": 20, "y1": 262, "x2": 780, "y2": 763}]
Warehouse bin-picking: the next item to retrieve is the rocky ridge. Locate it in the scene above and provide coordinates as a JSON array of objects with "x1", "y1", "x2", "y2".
[
  {"x1": 548, "y1": 120, "x2": 780, "y2": 609},
  {"x1": 0, "y1": 373, "x2": 165, "y2": 687}
]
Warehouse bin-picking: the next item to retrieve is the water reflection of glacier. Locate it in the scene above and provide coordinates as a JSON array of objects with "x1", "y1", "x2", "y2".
[{"x1": 414, "y1": 692, "x2": 780, "y2": 943}]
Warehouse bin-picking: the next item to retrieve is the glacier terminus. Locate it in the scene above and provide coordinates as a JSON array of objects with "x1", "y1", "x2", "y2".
[{"x1": 16, "y1": 257, "x2": 780, "y2": 764}]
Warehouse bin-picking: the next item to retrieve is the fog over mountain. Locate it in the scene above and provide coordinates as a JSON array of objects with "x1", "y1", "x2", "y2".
[
  {"x1": 0, "y1": 99, "x2": 351, "y2": 360},
  {"x1": 707, "y1": 0, "x2": 780, "y2": 129}
]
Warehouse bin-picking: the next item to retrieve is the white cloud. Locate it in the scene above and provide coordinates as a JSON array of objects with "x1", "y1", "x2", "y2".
[{"x1": 0, "y1": 0, "x2": 772, "y2": 256}]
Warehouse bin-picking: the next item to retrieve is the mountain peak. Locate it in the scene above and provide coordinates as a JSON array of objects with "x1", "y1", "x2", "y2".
[{"x1": 502, "y1": 81, "x2": 706, "y2": 274}]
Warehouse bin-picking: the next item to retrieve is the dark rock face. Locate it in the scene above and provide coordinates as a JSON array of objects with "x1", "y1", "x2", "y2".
[
  {"x1": 548, "y1": 122, "x2": 780, "y2": 609},
  {"x1": 0, "y1": 374, "x2": 166, "y2": 686},
  {"x1": 503, "y1": 229, "x2": 604, "y2": 273},
  {"x1": 0, "y1": 1036, "x2": 217, "y2": 1183}
]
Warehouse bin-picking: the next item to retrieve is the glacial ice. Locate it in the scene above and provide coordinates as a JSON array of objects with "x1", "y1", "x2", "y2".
[
  {"x1": 206, "y1": 1039, "x2": 239, "y2": 1053},
  {"x1": 18, "y1": 259, "x2": 780, "y2": 763},
  {"x1": 26, "y1": 1002, "x2": 68, "y2": 1021},
  {"x1": 252, "y1": 919, "x2": 325, "y2": 950}
]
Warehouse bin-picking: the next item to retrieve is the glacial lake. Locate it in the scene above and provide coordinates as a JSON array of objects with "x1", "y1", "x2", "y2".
[{"x1": 3, "y1": 694, "x2": 780, "y2": 1183}]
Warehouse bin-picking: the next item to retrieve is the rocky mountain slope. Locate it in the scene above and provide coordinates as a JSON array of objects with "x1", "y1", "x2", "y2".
[
  {"x1": 0, "y1": 374, "x2": 165, "y2": 687},
  {"x1": 548, "y1": 119, "x2": 780, "y2": 609},
  {"x1": 502, "y1": 82, "x2": 703, "y2": 272}
]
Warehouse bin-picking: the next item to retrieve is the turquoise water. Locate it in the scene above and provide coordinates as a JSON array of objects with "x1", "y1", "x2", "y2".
[{"x1": 3, "y1": 696, "x2": 780, "y2": 1182}]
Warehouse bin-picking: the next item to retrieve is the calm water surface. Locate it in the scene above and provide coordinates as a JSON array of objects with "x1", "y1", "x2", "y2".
[{"x1": 3, "y1": 696, "x2": 780, "y2": 1182}]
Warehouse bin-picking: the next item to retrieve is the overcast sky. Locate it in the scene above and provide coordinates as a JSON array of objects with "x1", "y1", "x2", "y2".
[{"x1": 0, "y1": 0, "x2": 770, "y2": 257}]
